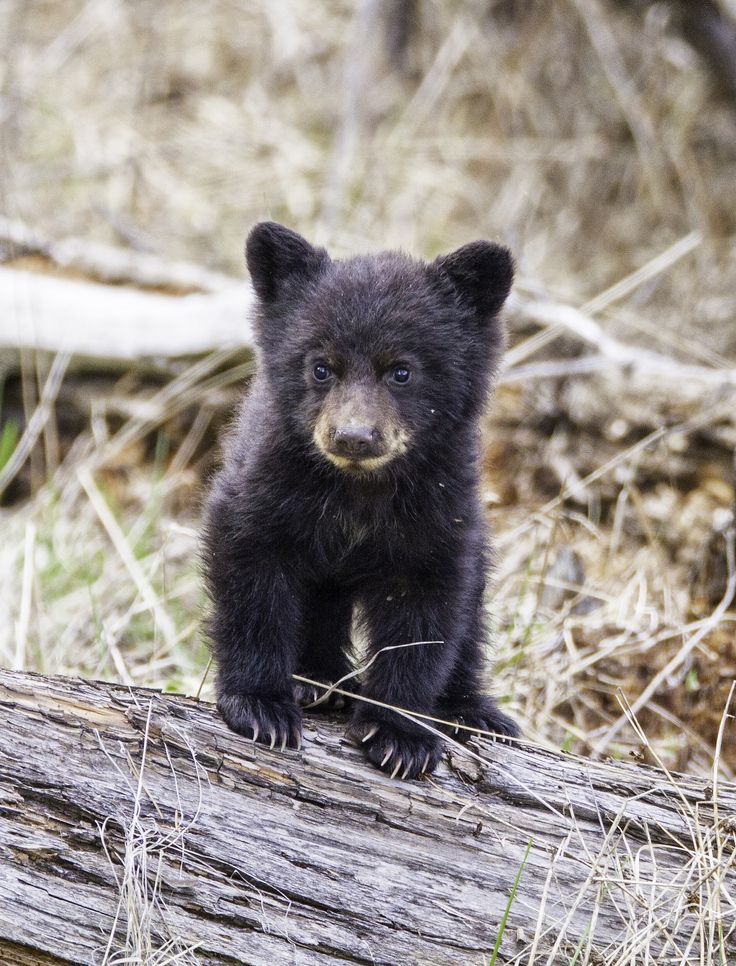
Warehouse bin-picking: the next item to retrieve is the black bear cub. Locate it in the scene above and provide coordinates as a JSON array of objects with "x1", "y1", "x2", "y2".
[{"x1": 203, "y1": 221, "x2": 519, "y2": 779}]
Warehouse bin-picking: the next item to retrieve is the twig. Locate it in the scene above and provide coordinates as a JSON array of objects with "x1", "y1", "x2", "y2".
[
  {"x1": 0, "y1": 350, "x2": 70, "y2": 498},
  {"x1": 319, "y1": 0, "x2": 381, "y2": 234},
  {"x1": 506, "y1": 230, "x2": 702, "y2": 369},
  {"x1": 13, "y1": 521, "x2": 36, "y2": 671},
  {"x1": 509, "y1": 296, "x2": 736, "y2": 388},
  {"x1": 568, "y1": 0, "x2": 667, "y2": 203}
]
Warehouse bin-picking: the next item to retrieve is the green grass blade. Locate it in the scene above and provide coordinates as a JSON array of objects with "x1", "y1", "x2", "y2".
[
  {"x1": 0, "y1": 420, "x2": 19, "y2": 472},
  {"x1": 568, "y1": 916, "x2": 592, "y2": 965},
  {"x1": 489, "y1": 838, "x2": 533, "y2": 966}
]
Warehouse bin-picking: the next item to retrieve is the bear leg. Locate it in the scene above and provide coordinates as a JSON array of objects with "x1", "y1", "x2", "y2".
[
  {"x1": 208, "y1": 549, "x2": 304, "y2": 750},
  {"x1": 348, "y1": 578, "x2": 462, "y2": 779},
  {"x1": 438, "y1": 583, "x2": 520, "y2": 744}
]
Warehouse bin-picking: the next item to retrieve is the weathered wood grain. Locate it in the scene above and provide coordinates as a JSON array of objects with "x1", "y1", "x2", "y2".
[{"x1": 0, "y1": 670, "x2": 734, "y2": 965}]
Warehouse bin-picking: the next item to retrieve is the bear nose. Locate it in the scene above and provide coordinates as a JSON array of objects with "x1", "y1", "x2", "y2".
[{"x1": 333, "y1": 425, "x2": 380, "y2": 458}]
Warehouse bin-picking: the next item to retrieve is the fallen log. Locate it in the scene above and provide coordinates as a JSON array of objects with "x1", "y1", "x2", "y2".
[
  {"x1": 0, "y1": 670, "x2": 734, "y2": 964},
  {"x1": 0, "y1": 266, "x2": 253, "y2": 368}
]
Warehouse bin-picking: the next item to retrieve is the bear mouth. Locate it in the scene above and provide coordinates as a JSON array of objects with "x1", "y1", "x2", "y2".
[{"x1": 320, "y1": 450, "x2": 395, "y2": 474}]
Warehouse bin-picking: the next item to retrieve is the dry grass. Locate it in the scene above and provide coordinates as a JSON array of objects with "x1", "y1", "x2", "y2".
[
  {"x1": 98, "y1": 702, "x2": 205, "y2": 964},
  {"x1": 1, "y1": 0, "x2": 736, "y2": 959}
]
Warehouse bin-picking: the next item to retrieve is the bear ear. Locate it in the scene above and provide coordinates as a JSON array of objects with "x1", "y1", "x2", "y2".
[
  {"x1": 433, "y1": 240, "x2": 514, "y2": 320},
  {"x1": 245, "y1": 222, "x2": 329, "y2": 303}
]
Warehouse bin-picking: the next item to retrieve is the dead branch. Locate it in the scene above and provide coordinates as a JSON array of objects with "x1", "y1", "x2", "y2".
[{"x1": 0, "y1": 266, "x2": 253, "y2": 367}]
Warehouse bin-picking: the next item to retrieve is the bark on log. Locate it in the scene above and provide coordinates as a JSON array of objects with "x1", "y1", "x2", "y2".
[{"x1": 0, "y1": 670, "x2": 734, "y2": 965}]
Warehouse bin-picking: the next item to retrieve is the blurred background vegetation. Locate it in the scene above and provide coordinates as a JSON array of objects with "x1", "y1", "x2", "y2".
[{"x1": 1, "y1": 0, "x2": 735, "y2": 778}]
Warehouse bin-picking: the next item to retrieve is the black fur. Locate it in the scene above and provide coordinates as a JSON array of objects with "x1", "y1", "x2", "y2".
[{"x1": 203, "y1": 222, "x2": 519, "y2": 779}]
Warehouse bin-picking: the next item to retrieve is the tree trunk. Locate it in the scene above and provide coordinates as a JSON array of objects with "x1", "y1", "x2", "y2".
[{"x1": 0, "y1": 670, "x2": 734, "y2": 965}]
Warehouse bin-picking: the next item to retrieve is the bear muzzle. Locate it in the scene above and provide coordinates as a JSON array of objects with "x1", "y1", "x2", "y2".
[
  {"x1": 321, "y1": 422, "x2": 392, "y2": 472},
  {"x1": 331, "y1": 424, "x2": 384, "y2": 459},
  {"x1": 313, "y1": 419, "x2": 410, "y2": 472},
  {"x1": 312, "y1": 391, "x2": 411, "y2": 472}
]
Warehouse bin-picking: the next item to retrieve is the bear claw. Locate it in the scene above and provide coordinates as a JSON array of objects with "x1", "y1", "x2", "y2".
[
  {"x1": 442, "y1": 701, "x2": 520, "y2": 745},
  {"x1": 362, "y1": 724, "x2": 380, "y2": 743},
  {"x1": 350, "y1": 718, "x2": 443, "y2": 780},
  {"x1": 217, "y1": 692, "x2": 302, "y2": 751}
]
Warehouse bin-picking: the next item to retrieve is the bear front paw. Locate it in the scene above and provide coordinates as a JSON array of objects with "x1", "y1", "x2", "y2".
[
  {"x1": 217, "y1": 692, "x2": 302, "y2": 750},
  {"x1": 442, "y1": 698, "x2": 520, "y2": 745},
  {"x1": 349, "y1": 716, "x2": 443, "y2": 780}
]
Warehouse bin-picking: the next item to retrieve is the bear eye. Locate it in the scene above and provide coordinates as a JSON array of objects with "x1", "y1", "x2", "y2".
[
  {"x1": 390, "y1": 365, "x2": 411, "y2": 385},
  {"x1": 313, "y1": 362, "x2": 332, "y2": 383}
]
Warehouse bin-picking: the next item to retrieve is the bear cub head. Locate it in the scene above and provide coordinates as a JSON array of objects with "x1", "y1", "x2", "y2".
[{"x1": 246, "y1": 221, "x2": 514, "y2": 477}]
